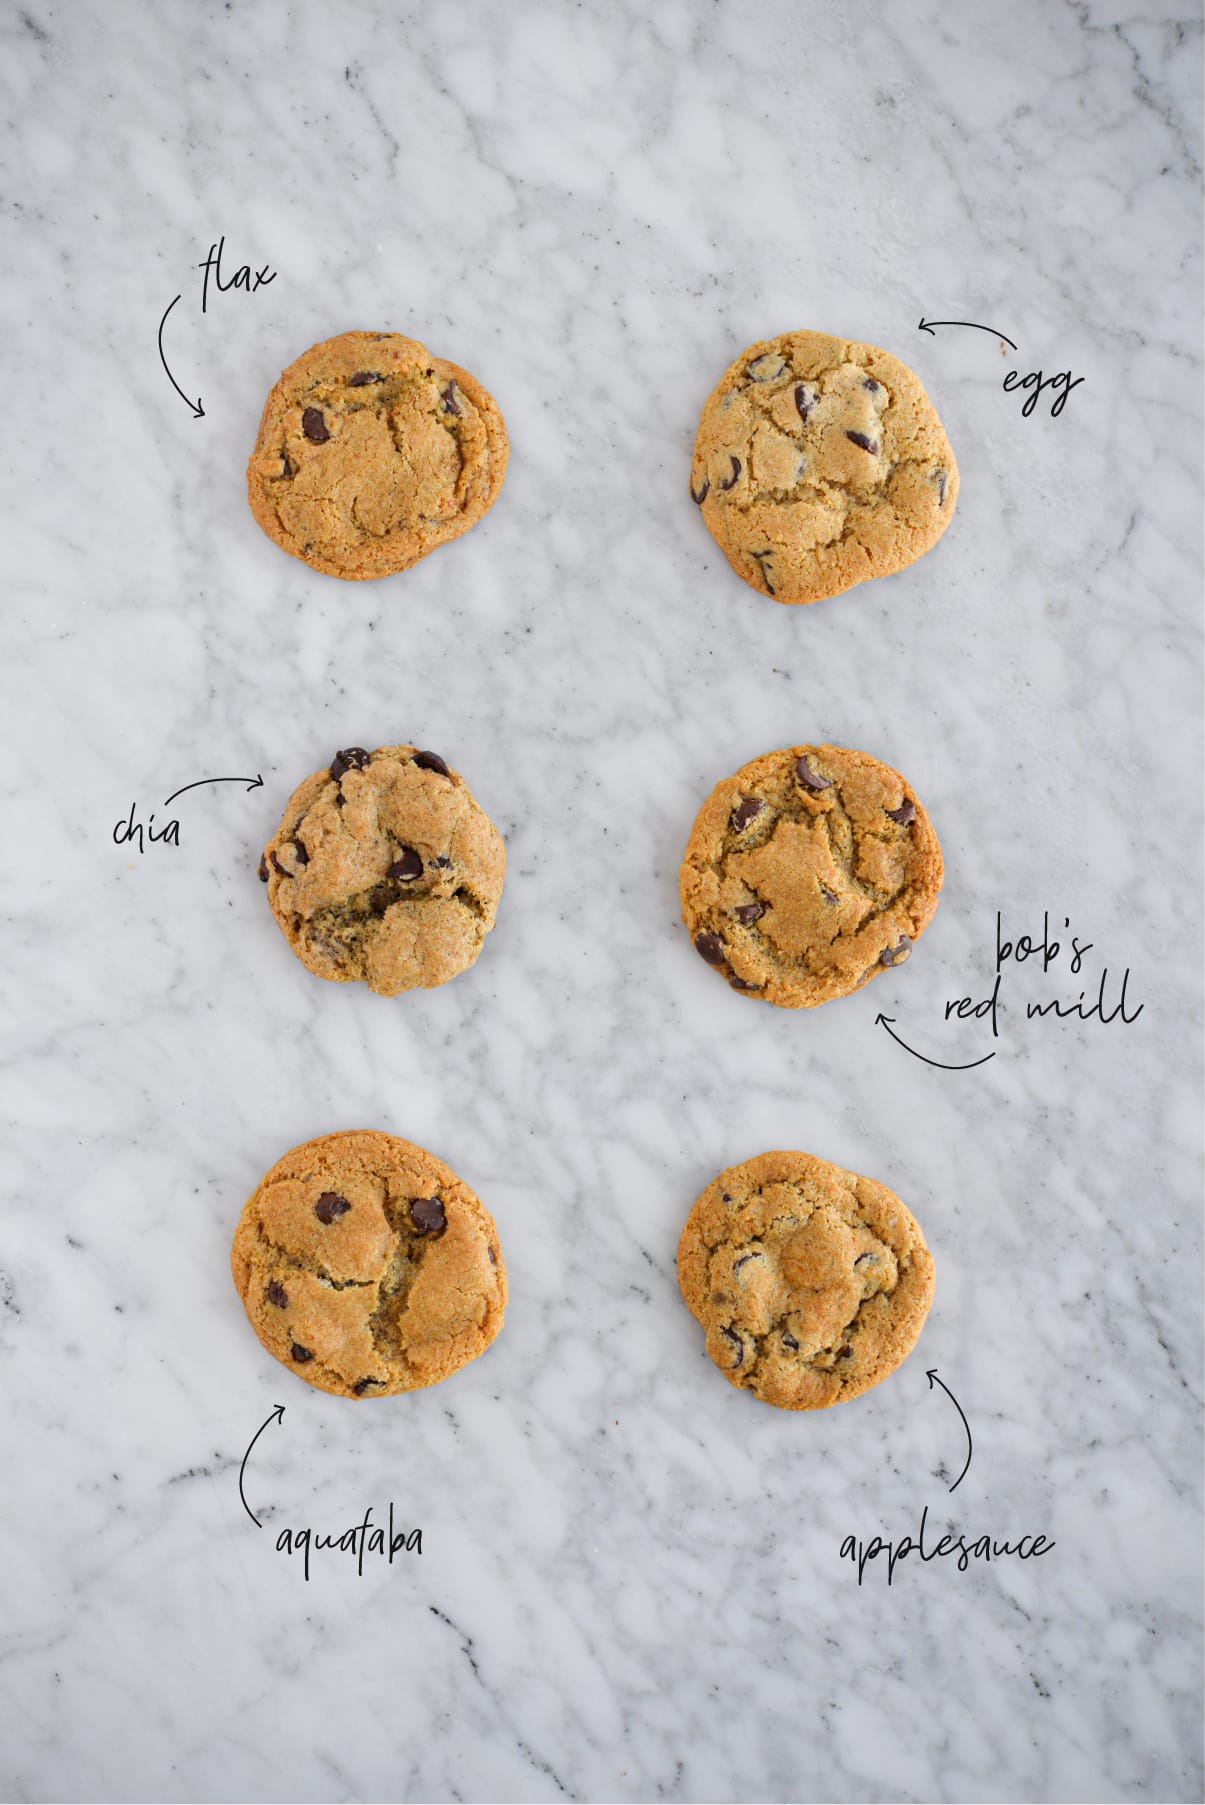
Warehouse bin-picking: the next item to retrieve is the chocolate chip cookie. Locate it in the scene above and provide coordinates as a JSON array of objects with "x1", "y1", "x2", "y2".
[
  {"x1": 260, "y1": 744, "x2": 505, "y2": 998},
  {"x1": 678, "y1": 1151, "x2": 934, "y2": 1411},
  {"x1": 247, "y1": 331, "x2": 508, "y2": 580},
  {"x1": 679, "y1": 744, "x2": 942, "y2": 1008},
  {"x1": 232, "y1": 1131, "x2": 507, "y2": 1399},
  {"x1": 690, "y1": 330, "x2": 957, "y2": 605}
]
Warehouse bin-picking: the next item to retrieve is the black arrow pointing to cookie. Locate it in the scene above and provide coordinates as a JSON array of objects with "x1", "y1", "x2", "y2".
[
  {"x1": 927, "y1": 1370, "x2": 972, "y2": 1492},
  {"x1": 158, "y1": 294, "x2": 205, "y2": 418},
  {"x1": 163, "y1": 774, "x2": 264, "y2": 807},
  {"x1": 239, "y1": 1404, "x2": 285, "y2": 1527},
  {"x1": 918, "y1": 317, "x2": 1017, "y2": 352},
  {"x1": 875, "y1": 1013, "x2": 996, "y2": 1071}
]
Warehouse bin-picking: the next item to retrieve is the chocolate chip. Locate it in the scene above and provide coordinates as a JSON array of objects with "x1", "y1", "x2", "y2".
[
  {"x1": 729, "y1": 977, "x2": 761, "y2": 992},
  {"x1": 267, "y1": 1280, "x2": 289, "y2": 1308},
  {"x1": 330, "y1": 748, "x2": 371, "y2": 781},
  {"x1": 314, "y1": 1192, "x2": 352, "y2": 1224},
  {"x1": 794, "y1": 384, "x2": 816, "y2": 424},
  {"x1": 746, "y1": 352, "x2": 787, "y2": 382},
  {"x1": 886, "y1": 800, "x2": 916, "y2": 826},
  {"x1": 837, "y1": 1346, "x2": 854, "y2": 1360},
  {"x1": 819, "y1": 884, "x2": 838, "y2": 903},
  {"x1": 302, "y1": 407, "x2": 330, "y2": 443},
  {"x1": 353, "y1": 1377, "x2": 382, "y2": 1394},
  {"x1": 751, "y1": 551, "x2": 775, "y2": 595},
  {"x1": 290, "y1": 1343, "x2": 314, "y2": 1363},
  {"x1": 854, "y1": 1252, "x2": 878, "y2": 1266},
  {"x1": 348, "y1": 371, "x2": 381, "y2": 386},
  {"x1": 718, "y1": 456, "x2": 741, "y2": 491},
  {"x1": 411, "y1": 1197, "x2": 446, "y2": 1235},
  {"x1": 782, "y1": 1331, "x2": 799, "y2": 1351},
  {"x1": 935, "y1": 469, "x2": 948, "y2": 504},
  {"x1": 258, "y1": 854, "x2": 269, "y2": 882},
  {"x1": 434, "y1": 855, "x2": 452, "y2": 868},
  {"x1": 334, "y1": 792, "x2": 346, "y2": 808},
  {"x1": 387, "y1": 848, "x2": 424, "y2": 881},
  {"x1": 734, "y1": 902, "x2": 764, "y2": 924},
  {"x1": 487, "y1": 1246, "x2": 497, "y2": 1265},
  {"x1": 731, "y1": 797, "x2": 763, "y2": 831},
  {"x1": 733, "y1": 1252, "x2": 762, "y2": 1272},
  {"x1": 720, "y1": 1327, "x2": 744, "y2": 1368},
  {"x1": 281, "y1": 454, "x2": 293, "y2": 478},
  {"x1": 269, "y1": 851, "x2": 289, "y2": 877},
  {"x1": 863, "y1": 377, "x2": 883, "y2": 395},
  {"x1": 721, "y1": 1192, "x2": 733, "y2": 1202},
  {"x1": 290, "y1": 838, "x2": 309, "y2": 866},
  {"x1": 795, "y1": 756, "x2": 831, "y2": 792},
  {"x1": 440, "y1": 382, "x2": 461, "y2": 416},
  {"x1": 413, "y1": 750, "x2": 450, "y2": 776},
  {"x1": 694, "y1": 932, "x2": 725, "y2": 965},
  {"x1": 880, "y1": 937, "x2": 911, "y2": 966},
  {"x1": 690, "y1": 475, "x2": 710, "y2": 505},
  {"x1": 846, "y1": 430, "x2": 879, "y2": 454}
]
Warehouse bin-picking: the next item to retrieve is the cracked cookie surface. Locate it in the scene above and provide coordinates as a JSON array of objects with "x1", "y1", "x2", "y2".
[
  {"x1": 231, "y1": 1131, "x2": 507, "y2": 1399},
  {"x1": 247, "y1": 330, "x2": 508, "y2": 580},
  {"x1": 677, "y1": 1151, "x2": 934, "y2": 1411},
  {"x1": 679, "y1": 743, "x2": 942, "y2": 1008},
  {"x1": 261, "y1": 743, "x2": 505, "y2": 998},
  {"x1": 690, "y1": 329, "x2": 957, "y2": 605}
]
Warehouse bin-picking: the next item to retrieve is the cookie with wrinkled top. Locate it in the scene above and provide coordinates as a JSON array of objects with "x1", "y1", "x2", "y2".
[
  {"x1": 260, "y1": 743, "x2": 505, "y2": 998},
  {"x1": 678, "y1": 1151, "x2": 934, "y2": 1410},
  {"x1": 679, "y1": 743, "x2": 942, "y2": 1008},
  {"x1": 232, "y1": 1131, "x2": 507, "y2": 1399},
  {"x1": 690, "y1": 330, "x2": 957, "y2": 605},
  {"x1": 247, "y1": 331, "x2": 508, "y2": 580}
]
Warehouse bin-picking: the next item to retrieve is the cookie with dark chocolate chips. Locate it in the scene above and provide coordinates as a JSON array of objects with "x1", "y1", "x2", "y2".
[
  {"x1": 247, "y1": 331, "x2": 508, "y2": 580},
  {"x1": 690, "y1": 329, "x2": 958, "y2": 605},
  {"x1": 231, "y1": 1131, "x2": 507, "y2": 1399},
  {"x1": 677, "y1": 1151, "x2": 934, "y2": 1410},
  {"x1": 679, "y1": 743, "x2": 942, "y2": 1008},
  {"x1": 260, "y1": 743, "x2": 505, "y2": 998}
]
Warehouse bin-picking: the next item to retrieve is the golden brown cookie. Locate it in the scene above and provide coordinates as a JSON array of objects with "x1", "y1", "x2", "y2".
[
  {"x1": 231, "y1": 1131, "x2": 507, "y2": 1399},
  {"x1": 679, "y1": 744, "x2": 942, "y2": 1007},
  {"x1": 247, "y1": 330, "x2": 508, "y2": 580},
  {"x1": 690, "y1": 329, "x2": 957, "y2": 605},
  {"x1": 677, "y1": 1151, "x2": 934, "y2": 1411},
  {"x1": 260, "y1": 743, "x2": 505, "y2": 998}
]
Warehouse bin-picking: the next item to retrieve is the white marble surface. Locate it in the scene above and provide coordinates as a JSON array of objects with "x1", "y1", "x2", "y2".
[{"x1": 1, "y1": 1, "x2": 1201, "y2": 1800}]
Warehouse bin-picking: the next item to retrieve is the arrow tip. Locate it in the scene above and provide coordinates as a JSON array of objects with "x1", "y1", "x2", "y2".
[
  {"x1": 874, "y1": 1012, "x2": 894, "y2": 1027},
  {"x1": 272, "y1": 1405, "x2": 285, "y2": 1422},
  {"x1": 248, "y1": 774, "x2": 264, "y2": 791},
  {"x1": 918, "y1": 318, "x2": 933, "y2": 334},
  {"x1": 193, "y1": 399, "x2": 205, "y2": 418},
  {"x1": 926, "y1": 1368, "x2": 938, "y2": 1385}
]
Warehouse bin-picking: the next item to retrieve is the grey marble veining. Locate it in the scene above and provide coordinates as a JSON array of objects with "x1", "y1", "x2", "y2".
[{"x1": 0, "y1": 1, "x2": 1201, "y2": 1800}]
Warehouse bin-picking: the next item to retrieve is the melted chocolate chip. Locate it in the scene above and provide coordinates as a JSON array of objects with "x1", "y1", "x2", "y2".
[
  {"x1": 353, "y1": 1377, "x2": 382, "y2": 1394},
  {"x1": 488, "y1": 1246, "x2": 497, "y2": 1265},
  {"x1": 734, "y1": 902, "x2": 765, "y2": 924},
  {"x1": 440, "y1": 382, "x2": 461, "y2": 416},
  {"x1": 819, "y1": 884, "x2": 838, "y2": 904},
  {"x1": 794, "y1": 384, "x2": 816, "y2": 424},
  {"x1": 290, "y1": 1343, "x2": 314, "y2": 1363},
  {"x1": 886, "y1": 800, "x2": 916, "y2": 826},
  {"x1": 434, "y1": 855, "x2": 452, "y2": 868},
  {"x1": 258, "y1": 854, "x2": 269, "y2": 882},
  {"x1": 854, "y1": 1252, "x2": 878, "y2": 1266},
  {"x1": 935, "y1": 469, "x2": 948, "y2": 504},
  {"x1": 733, "y1": 1252, "x2": 762, "y2": 1272},
  {"x1": 387, "y1": 848, "x2": 424, "y2": 881},
  {"x1": 330, "y1": 747, "x2": 371, "y2": 781},
  {"x1": 837, "y1": 1346, "x2": 854, "y2": 1360},
  {"x1": 863, "y1": 377, "x2": 883, "y2": 395},
  {"x1": 267, "y1": 1280, "x2": 289, "y2": 1308},
  {"x1": 269, "y1": 851, "x2": 289, "y2": 877},
  {"x1": 314, "y1": 1192, "x2": 352, "y2": 1224},
  {"x1": 721, "y1": 1193, "x2": 733, "y2": 1203},
  {"x1": 731, "y1": 797, "x2": 763, "y2": 831},
  {"x1": 411, "y1": 1196, "x2": 446, "y2": 1235},
  {"x1": 782, "y1": 1331, "x2": 800, "y2": 1351},
  {"x1": 846, "y1": 430, "x2": 879, "y2": 454},
  {"x1": 795, "y1": 756, "x2": 831, "y2": 792},
  {"x1": 302, "y1": 407, "x2": 330, "y2": 443},
  {"x1": 880, "y1": 937, "x2": 911, "y2": 966},
  {"x1": 718, "y1": 456, "x2": 741, "y2": 491},
  {"x1": 729, "y1": 977, "x2": 761, "y2": 992},
  {"x1": 290, "y1": 838, "x2": 309, "y2": 866},
  {"x1": 751, "y1": 551, "x2": 775, "y2": 595},
  {"x1": 413, "y1": 750, "x2": 450, "y2": 776},
  {"x1": 335, "y1": 792, "x2": 346, "y2": 808},
  {"x1": 690, "y1": 475, "x2": 710, "y2": 505},
  {"x1": 281, "y1": 454, "x2": 293, "y2": 478},
  {"x1": 720, "y1": 1327, "x2": 744, "y2": 1368},
  {"x1": 746, "y1": 353, "x2": 786, "y2": 382},
  {"x1": 348, "y1": 371, "x2": 381, "y2": 386},
  {"x1": 694, "y1": 932, "x2": 726, "y2": 965}
]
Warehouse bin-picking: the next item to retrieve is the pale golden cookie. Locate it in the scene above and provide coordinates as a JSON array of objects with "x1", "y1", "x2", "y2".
[
  {"x1": 247, "y1": 330, "x2": 508, "y2": 580},
  {"x1": 260, "y1": 744, "x2": 505, "y2": 998},
  {"x1": 232, "y1": 1131, "x2": 507, "y2": 1399},
  {"x1": 679, "y1": 744, "x2": 942, "y2": 1008},
  {"x1": 690, "y1": 329, "x2": 957, "y2": 605},
  {"x1": 678, "y1": 1151, "x2": 934, "y2": 1411}
]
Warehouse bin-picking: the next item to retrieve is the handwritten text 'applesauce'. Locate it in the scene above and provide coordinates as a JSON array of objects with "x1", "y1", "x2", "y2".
[
  {"x1": 840, "y1": 1505, "x2": 1054, "y2": 1587},
  {"x1": 946, "y1": 912, "x2": 1143, "y2": 1037}
]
